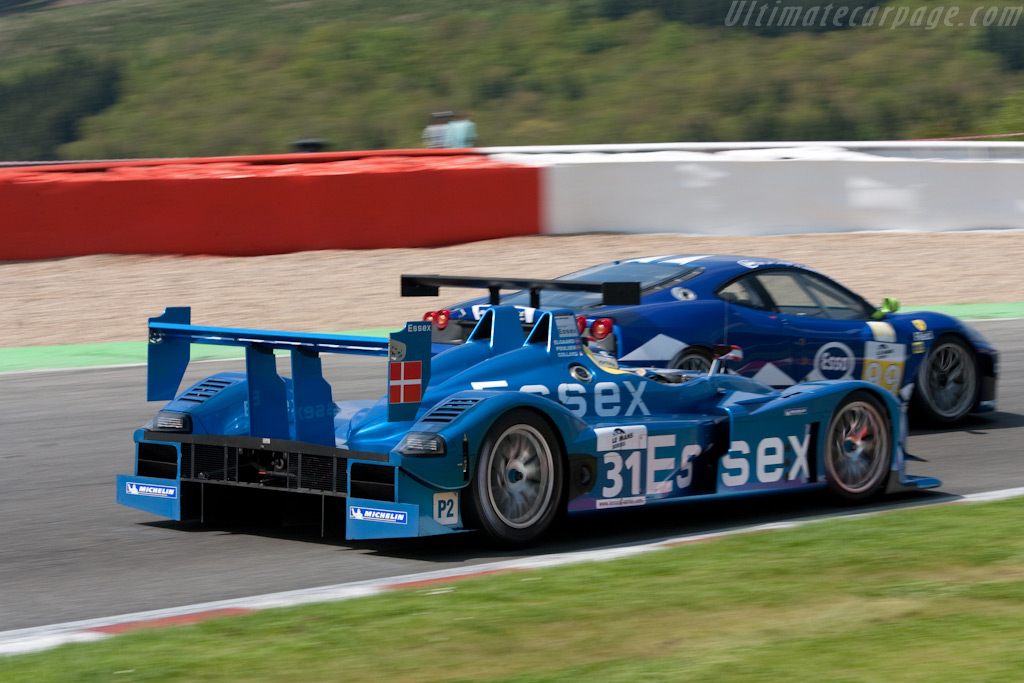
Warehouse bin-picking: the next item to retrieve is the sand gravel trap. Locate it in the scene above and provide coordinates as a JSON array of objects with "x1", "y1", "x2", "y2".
[{"x1": 3, "y1": 230, "x2": 1023, "y2": 349}]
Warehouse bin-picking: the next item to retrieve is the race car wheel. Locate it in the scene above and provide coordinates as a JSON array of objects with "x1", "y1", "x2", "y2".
[
  {"x1": 672, "y1": 348, "x2": 713, "y2": 373},
  {"x1": 468, "y1": 409, "x2": 564, "y2": 546},
  {"x1": 910, "y1": 335, "x2": 978, "y2": 426},
  {"x1": 824, "y1": 391, "x2": 891, "y2": 503}
]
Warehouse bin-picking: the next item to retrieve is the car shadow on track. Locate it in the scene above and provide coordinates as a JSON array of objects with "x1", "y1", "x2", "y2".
[
  {"x1": 910, "y1": 410, "x2": 1024, "y2": 436},
  {"x1": 144, "y1": 488, "x2": 951, "y2": 564}
]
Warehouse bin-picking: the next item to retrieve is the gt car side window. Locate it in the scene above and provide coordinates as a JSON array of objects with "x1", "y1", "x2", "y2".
[
  {"x1": 755, "y1": 272, "x2": 825, "y2": 317},
  {"x1": 717, "y1": 278, "x2": 768, "y2": 310},
  {"x1": 800, "y1": 273, "x2": 872, "y2": 320}
]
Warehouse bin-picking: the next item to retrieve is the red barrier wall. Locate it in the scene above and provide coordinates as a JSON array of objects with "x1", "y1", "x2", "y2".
[{"x1": 0, "y1": 151, "x2": 541, "y2": 260}]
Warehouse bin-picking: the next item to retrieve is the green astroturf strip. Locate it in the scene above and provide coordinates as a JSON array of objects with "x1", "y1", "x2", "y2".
[
  {"x1": 901, "y1": 302, "x2": 1024, "y2": 319},
  {"x1": 1, "y1": 303, "x2": 1022, "y2": 373}
]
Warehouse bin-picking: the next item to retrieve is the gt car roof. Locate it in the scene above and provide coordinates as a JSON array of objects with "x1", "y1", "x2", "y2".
[{"x1": 618, "y1": 255, "x2": 814, "y2": 279}]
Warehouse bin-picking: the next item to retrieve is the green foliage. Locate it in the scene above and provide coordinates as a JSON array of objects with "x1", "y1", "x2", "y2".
[
  {"x1": 0, "y1": 0, "x2": 1022, "y2": 160},
  {"x1": 0, "y1": 49, "x2": 120, "y2": 160},
  {"x1": 977, "y1": 22, "x2": 1024, "y2": 70},
  {"x1": 0, "y1": 0, "x2": 58, "y2": 18}
]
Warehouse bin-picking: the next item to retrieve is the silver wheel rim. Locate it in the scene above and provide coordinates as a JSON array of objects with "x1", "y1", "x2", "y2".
[
  {"x1": 486, "y1": 424, "x2": 554, "y2": 529},
  {"x1": 677, "y1": 353, "x2": 711, "y2": 373},
  {"x1": 826, "y1": 401, "x2": 889, "y2": 494},
  {"x1": 920, "y1": 342, "x2": 976, "y2": 419}
]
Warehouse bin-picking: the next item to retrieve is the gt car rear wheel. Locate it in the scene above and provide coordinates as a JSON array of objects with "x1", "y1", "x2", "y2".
[
  {"x1": 824, "y1": 391, "x2": 891, "y2": 502},
  {"x1": 468, "y1": 409, "x2": 564, "y2": 546},
  {"x1": 910, "y1": 335, "x2": 978, "y2": 426},
  {"x1": 672, "y1": 348, "x2": 713, "y2": 373}
]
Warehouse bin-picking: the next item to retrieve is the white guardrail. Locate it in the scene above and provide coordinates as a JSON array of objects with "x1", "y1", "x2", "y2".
[{"x1": 483, "y1": 141, "x2": 1024, "y2": 235}]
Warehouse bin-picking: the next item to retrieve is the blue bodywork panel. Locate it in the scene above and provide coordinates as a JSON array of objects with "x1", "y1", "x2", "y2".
[{"x1": 119, "y1": 298, "x2": 942, "y2": 543}]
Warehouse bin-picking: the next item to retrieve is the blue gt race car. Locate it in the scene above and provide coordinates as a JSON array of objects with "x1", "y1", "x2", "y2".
[
  {"x1": 118, "y1": 276, "x2": 939, "y2": 546},
  {"x1": 425, "y1": 256, "x2": 998, "y2": 426}
]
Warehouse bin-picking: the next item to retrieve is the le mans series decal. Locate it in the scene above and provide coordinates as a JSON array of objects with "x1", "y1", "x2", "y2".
[{"x1": 595, "y1": 425, "x2": 648, "y2": 451}]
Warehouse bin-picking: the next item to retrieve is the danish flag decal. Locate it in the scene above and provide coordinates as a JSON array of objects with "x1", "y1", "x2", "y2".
[
  {"x1": 389, "y1": 361, "x2": 422, "y2": 403},
  {"x1": 386, "y1": 321, "x2": 432, "y2": 422}
]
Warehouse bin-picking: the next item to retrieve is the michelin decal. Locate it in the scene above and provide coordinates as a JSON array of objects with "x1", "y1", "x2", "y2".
[{"x1": 125, "y1": 481, "x2": 177, "y2": 498}]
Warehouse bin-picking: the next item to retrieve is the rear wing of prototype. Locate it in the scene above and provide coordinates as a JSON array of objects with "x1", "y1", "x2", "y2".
[
  {"x1": 401, "y1": 274, "x2": 642, "y2": 309},
  {"x1": 147, "y1": 308, "x2": 430, "y2": 446}
]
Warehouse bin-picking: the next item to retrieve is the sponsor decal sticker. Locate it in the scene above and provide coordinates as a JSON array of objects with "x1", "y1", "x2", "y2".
[
  {"x1": 862, "y1": 341, "x2": 907, "y2": 394},
  {"x1": 867, "y1": 321, "x2": 897, "y2": 343},
  {"x1": 596, "y1": 496, "x2": 647, "y2": 509},
  {"x1": 596, "y1": 425, "x2": 648, "y2": 451},
  {"x1": 811, "y1": 342, "x2": 856, "y2": 381},
  {"x1": 349, "y1": 506, "x2": 409, "y2": 525},
  {"x1": 125, "y1": 482, "x2": 178, "y2": 498},
  {"x1": 913, "y1": 330, "x2": 934, "y2": 342},
  {"x1": 784, "y1": 407, "x2": 808, "y2": 417},
  {"x1": 912, "y1": 319, "x2": 928, "y2": 331},
  {"x1": 912, "y1": 341, "x2": 926, "y2": 354},
  {"x1": 388, "y1": 338, "x2": 407, "y2": 361}
]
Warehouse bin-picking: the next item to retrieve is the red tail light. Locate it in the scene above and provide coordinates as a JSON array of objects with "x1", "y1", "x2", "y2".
[
  {"x1": 576, "y1": 315, "x2": 587, "y2": 334},
  {"x1": 423, "y1": 311, "x2": 436, "y2": 322},
  {"x1": 435, "y1": 309, "x2": 451, "y2": 330},
  {"x1": 590, "y1": 318, "x2": 614, "y2": 340}
]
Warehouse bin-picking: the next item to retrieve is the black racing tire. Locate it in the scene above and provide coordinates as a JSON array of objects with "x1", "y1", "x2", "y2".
[
  {"x1": 467, "y1": 409, "x2": 564, "y2": 547},
  {"x1": 671, "y1": 347, "x2": 714, "y2": 373},
  {"x1": 909, "y1": 335, "x2": 979, "y2": 426},
  {"x1": 824, "y1": 390, "x2": 892, "y2": 503}
]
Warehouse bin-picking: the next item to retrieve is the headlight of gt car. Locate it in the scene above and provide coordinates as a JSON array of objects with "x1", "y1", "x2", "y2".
[
  {"x1": 397, "y1": 432, "x2": 446, "y2": 457},
  {"x1": 148, "y1": 411, "x2": 193, "y2": 433}
]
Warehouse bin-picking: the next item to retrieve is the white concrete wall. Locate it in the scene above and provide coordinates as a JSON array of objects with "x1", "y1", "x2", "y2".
[{"x1": 492, "y1": 147, "x2": 1024, "y2": 236}]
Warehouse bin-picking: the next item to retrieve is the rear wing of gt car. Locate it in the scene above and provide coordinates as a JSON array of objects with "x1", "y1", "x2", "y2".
[
  {"x1": 146, "y1": 307, "x2": 431, "y2": 445},
  {"x1": 400, "y1": 274, "x2": 642, "y2": 309}
]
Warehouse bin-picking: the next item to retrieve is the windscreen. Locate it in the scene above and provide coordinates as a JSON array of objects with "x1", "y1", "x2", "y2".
[{"x1": 501, "y1": 262, "x2": 700, "y2": 308}]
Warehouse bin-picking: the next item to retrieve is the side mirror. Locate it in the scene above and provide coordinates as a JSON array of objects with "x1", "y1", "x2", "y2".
[
  {"x1": 872, "y1": 297, "x2": 900, "y2": 320},
  {"x1": 709, "y1": 344, "x2": 743, "y2": 375}
]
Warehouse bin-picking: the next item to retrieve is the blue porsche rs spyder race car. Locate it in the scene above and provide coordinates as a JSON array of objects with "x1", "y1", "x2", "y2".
[
  {"x1": 118, "y1": 276, "x2": 939, "y2": 546},
  {"x1": 425, "y1": 256, "x2": 998, "y2": 426}
]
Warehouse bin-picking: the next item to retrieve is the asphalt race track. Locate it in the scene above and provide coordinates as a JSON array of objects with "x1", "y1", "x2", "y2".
[{"x1": 1, "y1": 319, "x2": 1021, "y2": 632}]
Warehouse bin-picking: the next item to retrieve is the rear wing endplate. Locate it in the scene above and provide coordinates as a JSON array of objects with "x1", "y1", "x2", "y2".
[{"x1": 401, "y1": 274, "x2": 641, "y2": 309}]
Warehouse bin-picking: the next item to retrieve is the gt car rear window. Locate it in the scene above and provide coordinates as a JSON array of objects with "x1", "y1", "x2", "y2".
[{"x1": 501, "y1": 263, "x2": 700, "y2": 308}]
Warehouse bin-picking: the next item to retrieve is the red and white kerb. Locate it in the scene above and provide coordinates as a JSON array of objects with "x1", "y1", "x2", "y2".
[{"x1": 388, "y1": 361, "x2": 422, "y2": 403}]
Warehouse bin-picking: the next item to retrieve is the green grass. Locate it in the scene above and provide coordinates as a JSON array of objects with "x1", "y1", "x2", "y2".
[{"x1": 4, "y1": 497, "x2": 1024, "y2": 681}]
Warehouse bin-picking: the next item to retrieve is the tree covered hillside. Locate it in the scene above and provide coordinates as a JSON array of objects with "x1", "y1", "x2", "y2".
[{"x1": 1, "y1": 0, "x2": 1022, "y2": 160}]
